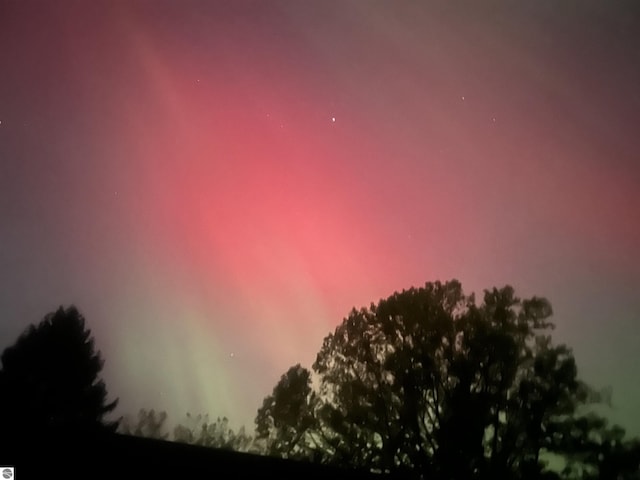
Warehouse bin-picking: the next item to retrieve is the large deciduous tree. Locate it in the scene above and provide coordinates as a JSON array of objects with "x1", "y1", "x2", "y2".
[
  {"x1": 255, "y1": 280, "x2": 639, "y2": 479},
  {"x1": 0, "y1": 306, "x2": 119, "y2": 439}
]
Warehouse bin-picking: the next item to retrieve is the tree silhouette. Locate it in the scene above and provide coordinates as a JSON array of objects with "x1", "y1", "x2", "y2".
[
  {"x1": 256, "y1": 280, "x2": 639, "y2": 479},
  {"x1": 0, "y1": 305, "x2": 118, "y2": 440},
  {"x1": 174, "y1": 413, "x2": 254, "y2": 452},
  {"x1": 118, "y1": 408, "x2": 170, "y2": 440},
  {"x1": 116, "y1": 408, "x2": 256, "y2": 453},
  {"x1": 255, "y1": 364, "x2": 319, "y2": 460}
]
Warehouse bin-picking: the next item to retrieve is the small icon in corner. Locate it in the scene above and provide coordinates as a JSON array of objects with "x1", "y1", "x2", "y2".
[{"x1": 1, "y1": 467, "x2": 14, "y2": 479}]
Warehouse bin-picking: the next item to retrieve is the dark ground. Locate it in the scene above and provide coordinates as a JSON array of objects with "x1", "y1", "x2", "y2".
[{"x1": 0, "y1": 431, "x2": 392, "y2": 480}]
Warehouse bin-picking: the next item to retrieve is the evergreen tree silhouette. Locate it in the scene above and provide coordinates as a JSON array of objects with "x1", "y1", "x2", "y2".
[{"x1": 0, "y1": 305, "x2": 118, "y2": 441}]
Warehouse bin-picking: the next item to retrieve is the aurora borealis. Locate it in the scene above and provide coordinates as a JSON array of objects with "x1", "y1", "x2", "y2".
[{"x1": 1, "y1": 0, "x2": 639, "y2": 435}]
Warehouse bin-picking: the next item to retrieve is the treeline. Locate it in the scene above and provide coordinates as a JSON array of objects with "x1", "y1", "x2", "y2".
[
  {"x1": 1, "y1": 280, "x2": 638, "y2": 479},
  {"x1": 118, "y1": 410, "x2": 255, "y2": 453}
]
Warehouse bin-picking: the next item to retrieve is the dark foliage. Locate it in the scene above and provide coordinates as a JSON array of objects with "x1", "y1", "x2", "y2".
[
  {"x1": 0, "y1": 305, "x2": 118, "y2": 440},
  {"x1": 255, "y1": 364, "x2": 318, "y2": 459},
  {"x1": 118, "y1": 408, "x2": 170, "y2": 440},
  {"x1": 256, "y1": 280, "x2": 640, "y2": 479},
  {"x1": 173, "y1": 413, "x2": 254, "y2": 452}
]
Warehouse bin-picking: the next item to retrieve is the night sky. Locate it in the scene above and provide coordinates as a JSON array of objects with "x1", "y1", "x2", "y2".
[{"x1": 1, "y1": 0, "x2": 639, "y2": 435}]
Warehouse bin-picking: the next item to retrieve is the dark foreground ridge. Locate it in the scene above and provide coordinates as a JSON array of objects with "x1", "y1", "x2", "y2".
[{"x1": 1, "y1": 431, "x2": 391, "y2": 480}]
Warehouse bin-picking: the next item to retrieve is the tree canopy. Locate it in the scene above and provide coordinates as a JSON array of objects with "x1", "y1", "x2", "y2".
[
  {"x1": 255, "y1": 280, "x2": 640, "y2": 479},
  {"x1": 255, "y1": 364, "x2": 318, "y2": 460},
  {"x1": 0, "y1": 305, "x2": 118, "y2": 439}
]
